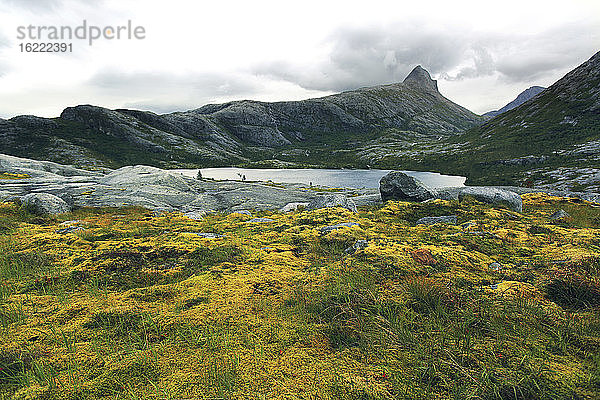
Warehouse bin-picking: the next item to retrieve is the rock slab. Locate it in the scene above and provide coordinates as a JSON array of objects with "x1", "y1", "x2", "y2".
[
  {"x1": 307, "y1": 194, "x2": 357, "y2": 213},
  {"x1": 458, "y1": 187, "x2": 523, "y2": 213}
]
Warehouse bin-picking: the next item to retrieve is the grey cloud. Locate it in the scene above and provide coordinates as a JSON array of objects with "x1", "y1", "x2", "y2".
[
  {"x1": 91, "y1": 71, "x2": 260, "y2": 96},
  {"x1": 87, "y1": 70, "x2": 264, "y2": 113},
  {"x1": 2, "y1": 0, "x2": 64, "y2": 11},
  {"x1": 493, "y1": 24, "x2": 599, "y2": 83},
  {"x1": 254, "y1": 23, "x2": 470, "y2": 92},
  {"x1": 252, "y1": 21, "x2": 599, "y2": 91}
]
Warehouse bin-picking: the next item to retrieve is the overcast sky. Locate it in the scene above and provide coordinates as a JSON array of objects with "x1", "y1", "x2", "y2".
[{"x1": 0, "y1": 0, "x2": 598, "y2": 118}]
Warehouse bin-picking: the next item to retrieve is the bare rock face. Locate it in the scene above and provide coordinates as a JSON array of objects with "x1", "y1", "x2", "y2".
[
  {"x1": 307, "y1": 194, "x2": 357, "y2": 213},
  {"x1": 379, "y1": 171, "x2": 438, "y2": 202},
  {"x1": 459, "y1": 187, "x2": 523, "y2": 213},
  {"x1": 403, "y1": 65, "x2": 439, "y2": 92},
  {"x1": 22, "y1": 193, "x2": 72, "y2": 215}
]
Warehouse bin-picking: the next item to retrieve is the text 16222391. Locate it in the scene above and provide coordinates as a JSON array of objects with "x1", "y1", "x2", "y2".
[{"x1": 19, "y1": 43, "x2": 72, "y2": 52}]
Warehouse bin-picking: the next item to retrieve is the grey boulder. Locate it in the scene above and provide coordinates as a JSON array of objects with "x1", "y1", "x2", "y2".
[
  {"x1": 458, "y1": 187, "x2": 523, "y2": 213},
  {"x1": 379, "y1": 171, "x2": 438, "y2": 202},
  {"x1": 345, "y1": 239, "x2": 369, "y2": 254},
  {"x1": 280, "y1": 202, "x2": 309, "y2": 213},
  {"x1": 416, "y1": 215, "x2": 457, "y2": 226},
  {"x1": 550, "y1": 209, "x2": 570, "y2": 220},
  {"x1": 307, "y1": 194, "x2": 357, "y2": 213},
  {"x1": 22, "y1": 193, "x2": 72, "y2": 215},
  {"x1": 246, "y1": 218, "x2": 275, "y2": 223}
]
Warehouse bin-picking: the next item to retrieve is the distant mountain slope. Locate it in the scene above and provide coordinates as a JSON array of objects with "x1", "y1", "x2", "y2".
[
  {"x1": 467, "y1": 51, "x2": 599, "y2": 154},
  {"x1": 483, "y1": 86, "x2": 546, "y2": 118},
  {"x1": 0, "y1": 66, "x2": 483, "y2": 168},
  {"x1": 421, "y1": 50, "x2": 600, "y2": 189}
]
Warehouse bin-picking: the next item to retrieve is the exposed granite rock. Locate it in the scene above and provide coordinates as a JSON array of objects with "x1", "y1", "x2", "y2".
[
  {"x1": 307, "y1": 194, "x2": 357, "y2": 212},
  {"x1": 380, "y1": 171, "x2": 438, "y2": 202},
  {"x1": 459, "y1": 187, "x2": 523, "y2": 213},
  {"x1": 186, "y1": 232, "x2": 224, "y2": 239},
  {"x1": 246, "y1": 218, "x2": 275, "y2": 223},
  {"x1": 416, "y1": 215, "x2": 457, "y2": 226},
  {"x1": 488, "y1": 262, "x2": 502, "y2": 271},
  {"x1": 345, "y1": 239, "x2": 368, "y2": 254},
  {"x1": 550, "y1": 209, "x2": 570, "y2": 220},
  {"x1": 280, "y1": 202, "x2": 309, "y2": 213}
]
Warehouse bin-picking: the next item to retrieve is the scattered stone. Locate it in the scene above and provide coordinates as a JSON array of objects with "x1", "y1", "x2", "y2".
[
  {"x1": 60, "y1": 220, "x2": 82, "y2": 226},
  {"x1": 151, "y1": 209, "x2": 170, "y2": 217},
  {"x1": 22, "y1": 193, "x2": 72, "y2": 215},
  {"x1": 280, "y1": 202, "x2": 309, "y2": 213},
  {"x1": 186, "y1": 232, "x2": 224, "y2": 239},
  {"x1": 183, "y1": 211, "x2": 205, "y2": 221},
  {"x1": 320, "y1": 222, "x2": 360, "y2": 234},
  {"x1": 307, "y1": 194, "x2": 357, "y2": 213},
  {"x1": 55, "y1": 226, "x2": 85, "y2": 234},
  {"x1": 488, "y1": 262, "x2": 502, "y2": 271},
  {"x1": 246, "y1": 218, "x2": 275, "y2": 223},
  {"x1": 461, "y1": 221, "x2": 477, "y2": 230},
  {"x1": 379, "y1": 171, "x2": 438, "y2": 202},
  {"x1": 458, "y1": 187, "x2": 523, "y2": 213},
  {"x1": 416, "y1": 215, "x2": 457, "y2": 226},
  {"x1": 345, "y1": 239, "x2": 368, "y2": 254},
  {"x1": 550, "y1": 209, "x2": 570, "y2": 220}
]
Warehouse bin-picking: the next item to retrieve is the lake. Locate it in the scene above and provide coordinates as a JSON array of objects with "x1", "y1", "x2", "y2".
[{"x1": 173, "y1": 168, "x2": 465, "y2": 189}]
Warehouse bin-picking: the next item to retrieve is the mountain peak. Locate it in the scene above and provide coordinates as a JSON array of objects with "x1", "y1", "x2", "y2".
[{"x1": 403, "y1": 65, "x2": 438, "y2": 92}]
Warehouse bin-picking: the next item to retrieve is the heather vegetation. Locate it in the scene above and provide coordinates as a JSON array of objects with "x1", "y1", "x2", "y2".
[{"x1": 0, "y1": 194, "x2": 599, "y2": 399}]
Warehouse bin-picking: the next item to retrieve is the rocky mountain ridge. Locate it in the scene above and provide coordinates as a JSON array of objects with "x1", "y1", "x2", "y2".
[
  {"x1": 0, "y1": 66, "x2": 483, "y2": 169},
  {"x1": 426, "y1": 50, "x2": 600, "y2": 191}
]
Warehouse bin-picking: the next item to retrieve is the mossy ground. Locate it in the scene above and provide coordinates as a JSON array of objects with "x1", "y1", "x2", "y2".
[{"x1": 0, "y1": 194, "x2": 599, "y2": 399}]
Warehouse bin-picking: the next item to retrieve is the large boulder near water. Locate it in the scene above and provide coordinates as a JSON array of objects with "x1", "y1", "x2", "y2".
[
  {"x1": 22, "y1": 193, "x2": 72, "y2": 215},
  {"x1": 379, "y1": 171, "x2": 438, "y2": 202},
  {"x1": 459, "y1": 187, "x2": 523, "y2": 213},
  {"x1": 307, "y1": 194, "x2": 357, "y2": 212}
]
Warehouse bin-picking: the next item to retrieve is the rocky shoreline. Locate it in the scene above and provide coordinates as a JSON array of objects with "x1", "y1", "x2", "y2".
[{"x1": 1, "y1": 153, "x2": 598, "y2": 216}]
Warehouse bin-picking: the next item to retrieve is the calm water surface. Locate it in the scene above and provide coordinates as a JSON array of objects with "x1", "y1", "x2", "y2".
[{"x1": 174, "y1": 168, "x2": 465, "y2": 189}]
